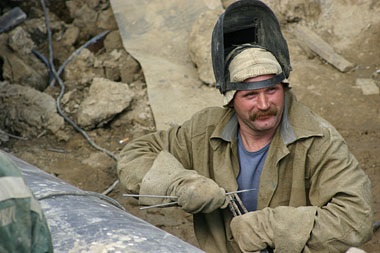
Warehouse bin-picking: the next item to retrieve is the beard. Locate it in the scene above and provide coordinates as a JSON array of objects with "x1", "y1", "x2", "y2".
[{"x1": 249, "y1": 106, "x2": 278, "y2": 121}]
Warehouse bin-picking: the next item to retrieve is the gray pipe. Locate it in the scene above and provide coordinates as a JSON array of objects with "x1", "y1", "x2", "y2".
[{"x1": 4, "y1": 151, "x2": 203, "y2": 253}]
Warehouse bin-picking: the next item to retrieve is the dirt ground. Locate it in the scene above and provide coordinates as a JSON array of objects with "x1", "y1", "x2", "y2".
[{"x1": 1, "y1": 0, "x2": 379, "y2": 252}]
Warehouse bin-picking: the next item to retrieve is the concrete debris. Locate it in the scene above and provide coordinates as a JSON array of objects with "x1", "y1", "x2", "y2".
[
  {"x1": 0, "y1": 30, "x2": 48, "y2": 91},
  {"x1": 346, "y1": 247, "x2": 368, "y2": 253},
  {"x1": 355, "y1": 78, "x2": 379, "y2": 95},
  {"x1": 76, "y1": 78, "x2": 135, "y2": 129},
  {"x1": 0, "y1": 81, "x2": 65, "y2": 138}
]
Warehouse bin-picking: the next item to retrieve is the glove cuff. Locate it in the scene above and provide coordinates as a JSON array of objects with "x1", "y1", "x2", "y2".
[{"x1": 139, "y1": 151, "x2": 196, "y2": 206}]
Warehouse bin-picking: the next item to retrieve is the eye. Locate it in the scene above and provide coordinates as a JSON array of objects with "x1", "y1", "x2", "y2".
[
  {"x1": 267, "y1": 85, "x2": 281, "y2": 94},
  {"x1": 243, "y1": 91, "x2": 258, "y2": 99}
]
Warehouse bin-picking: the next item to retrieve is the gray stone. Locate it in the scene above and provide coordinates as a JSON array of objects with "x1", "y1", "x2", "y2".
[
  {"x1": 355, "y1": 78, "x2": 379, "y2": 95},
  {"x1": 62, "y1": 25, "x2": 80, "y2": 46},
  {"x1": 0, "y1": 82, "x2": 64, "y2": 137},
  {"x1": 76, "y1": 78, "x2": 135, "y2": 129}
]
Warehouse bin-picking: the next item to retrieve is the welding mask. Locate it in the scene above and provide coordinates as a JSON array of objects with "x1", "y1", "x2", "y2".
[{"x1": 211, "y1": 0, "x2": 292, "y2": 94}]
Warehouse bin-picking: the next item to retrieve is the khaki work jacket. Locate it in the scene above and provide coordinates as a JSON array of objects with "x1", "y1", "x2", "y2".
[{"x1": 118, "y1": 91, "x2": 373, "y2": 253}]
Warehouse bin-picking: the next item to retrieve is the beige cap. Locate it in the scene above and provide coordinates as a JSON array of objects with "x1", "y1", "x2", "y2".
[{"x1": 223, "y1": 47, "x2": 285, "y2": 106}]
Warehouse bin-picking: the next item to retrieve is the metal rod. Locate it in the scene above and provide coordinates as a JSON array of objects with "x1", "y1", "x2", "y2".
[
  {"x1": 140, "y1": 202, "x2": 178, "y2": 210},
  {"x1": 123, "y1": 194, "x2": 178, "y2": 199},
  {"x1": 228, "y1": 195, "x2": 238, "y2": 216},
  {"x1": 229, "y1": 196, "x2": 242, "y2": 216},
  {"x1": 225, "y1": 188, "x2": 256, "y2": 195},
  {"x1": 125, "y1": 188, "x2": 256, "y2": 211},
  {"x1": 233, "y1": 193, "x2": 248, "y2": 214}
]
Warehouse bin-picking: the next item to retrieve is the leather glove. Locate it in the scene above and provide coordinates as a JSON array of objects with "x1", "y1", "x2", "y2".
[
  {"x1": 230, "y1": 206, "x2": 317, "y2": 252},
  {"x1": 231, "y1": 211, "x2": 273, "y2": 252},
  {"x1": 168, "y1": 174, "x2": 228, "y2": 213},
  {"x1": 139, "y1": 151, "x2": 228, "y2": 213}
]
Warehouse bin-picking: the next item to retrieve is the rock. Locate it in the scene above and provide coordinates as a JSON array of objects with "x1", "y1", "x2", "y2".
[
  {"x1": 0, "y1": 81, "x2": 64, "y2": 138},
  {"x1": 87, "y1": 0, "x2": 101, "y2": 9},
  {"x1": 346, "y1": 247, "x2": 367, "y2": 253},
  {"x1": 98, "y1": 49, "x2": 123, "y2": 81},
  {"x1": 188, "y1": 8, "x2": 223, "y2": 86},
  {"x1": 60, "y1": 88, "x2": 83, "y2": 115},
  {"x1": 96, "y1": 8, "x2": 118, "y2": 31},
  {"x1": 93, "y1": 48, "x2": 141, "y2": 83},
  {"x1": 103, "y1": 30, "x2": 123, "y2": 52},
  {"x1": 274, "y1": 0, "x2": 321, "y2": 23},
  {"x1": 355, "y1": 78, "x2": 379, "y2": 95},
  {"x1": 63, "y1": 48, "x2": 104, "y2": 87},
  {"x1": 7, "y1": 26, "x2": 35, "y2": 56},
  {"x1": 62, "y1": 25, "x2": 80, "y2": 46},
  {"x1": 119, "y1": 53, "x2": 141, "y2": 84},
  {"x1": 1, "y1": 52, "x2": 48, "y2": 91},
  {"x1": 76, "y1": 78, "x2": 135, "y2": 129},
  {"x1": 0, "y1": 31, "x2": 48, "y2": 91},
  {"x1": 66, "y1": 0, "x2": 82, "y2": 19},
  {"x1": 72, "y1": 3, "x2": 99, "y2": 39}
]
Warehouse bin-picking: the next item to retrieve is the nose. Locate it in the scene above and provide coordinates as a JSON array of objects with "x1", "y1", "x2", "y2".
[{"x1": 257, "y1": 93, "x2": 270, "y2": 110}]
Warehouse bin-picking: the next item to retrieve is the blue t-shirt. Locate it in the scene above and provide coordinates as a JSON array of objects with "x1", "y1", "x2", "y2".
[{"x1": 237, "y1": 132, "x2": 270, "y2": 211}]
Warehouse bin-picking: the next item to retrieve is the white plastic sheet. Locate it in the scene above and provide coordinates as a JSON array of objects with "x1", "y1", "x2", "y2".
[{"x1": 110, "y1": 0, "x2": 223, "y2": 130}]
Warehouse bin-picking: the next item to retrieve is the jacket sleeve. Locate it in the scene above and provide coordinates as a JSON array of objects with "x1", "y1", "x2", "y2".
[
  {"x1": 305, "y1": 128, "x2": 373, "y2": 252},
  {"x1": 117, "y1": 120, "x2": 194, "y2": 195},
  {"x1": 231, "y1": 128, "x2": 373, "y2": 253}
]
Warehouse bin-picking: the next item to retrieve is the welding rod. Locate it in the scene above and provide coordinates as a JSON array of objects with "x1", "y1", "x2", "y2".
[{"x1": 123, "y1": 194, "x2": 178, "y2": 199}]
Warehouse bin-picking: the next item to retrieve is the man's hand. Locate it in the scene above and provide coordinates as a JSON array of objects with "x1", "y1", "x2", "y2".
[
  {"x1": 170, "y1": 174, "x2": 228, "y2": 213},
  {"x1": 138, "y1": 151, "x2": 228, "y2": 213},
  {"x1": 230, "y1": 212, "x2": 272, "y2": 252},
  {"x1": 230, "y1": 206, "x2": 317, "y2": 252}
]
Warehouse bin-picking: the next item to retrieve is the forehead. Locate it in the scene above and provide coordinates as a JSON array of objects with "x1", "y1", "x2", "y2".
[{"x1": 238, "y1": 83, "x2": 283, "y2": 94}]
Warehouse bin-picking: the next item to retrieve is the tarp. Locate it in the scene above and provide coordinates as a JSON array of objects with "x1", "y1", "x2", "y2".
[
  {"x1": 110, "y1": 0, "x2": 223, "y2": 130},
  {"x1": 2, "y1": 151, "x2": 204, "y2": 253}
]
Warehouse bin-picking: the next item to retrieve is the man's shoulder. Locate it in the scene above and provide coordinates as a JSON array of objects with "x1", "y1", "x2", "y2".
[
  {"x1": 184, "y1": 107, "x2": 233, "y2": 137},
  {"x1": 287, "y1": 93, "x2": 339, "y2": 139},
  {"x1": 190, "y1": 106, "x2": 232, "y2": 123}
]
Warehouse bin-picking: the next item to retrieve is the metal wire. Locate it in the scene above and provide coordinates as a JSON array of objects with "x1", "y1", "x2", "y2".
[
  {"x1": 37, "y1": 0, "x2": 119, "y2": 195},
  {"x1": 124, "y1": 189, "x2": 254, "y2": 212},
  {"x1": 228, "y1": 193, "x2": 248, "y2": 217}
]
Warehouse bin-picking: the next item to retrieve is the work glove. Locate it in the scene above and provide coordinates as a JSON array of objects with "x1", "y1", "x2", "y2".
[
  {"x1": 230, "y1": 206, "x2": 317, "y2": 253},
  {"x1": 139, "y1": 151, "x2": 228, "y2": 213},
  {"x1": 168, "y1": 173, "x2": 228, "y2": 213},
  {"x1": 230, "y1": 211, "x2": 274, "y2": 252}
]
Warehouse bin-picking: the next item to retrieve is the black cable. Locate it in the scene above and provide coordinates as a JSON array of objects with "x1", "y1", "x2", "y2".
[{"x1": 37, "y1": 0, "x2": 119, "y2": 194}]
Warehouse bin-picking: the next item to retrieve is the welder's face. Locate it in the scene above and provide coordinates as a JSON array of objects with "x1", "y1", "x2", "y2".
[{"x1": 233, "y1": 74, "x2": 285, "y2": 134}]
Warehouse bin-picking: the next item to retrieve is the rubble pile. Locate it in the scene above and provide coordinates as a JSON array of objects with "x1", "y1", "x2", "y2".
[{"x1": 0, "y1": 0, "x2": 149, "y2": 143}]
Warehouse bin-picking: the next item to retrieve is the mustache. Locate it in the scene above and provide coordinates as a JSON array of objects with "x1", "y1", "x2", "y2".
[{"x1": 249, "y1": 107, "x2": 278, "y2": 121}]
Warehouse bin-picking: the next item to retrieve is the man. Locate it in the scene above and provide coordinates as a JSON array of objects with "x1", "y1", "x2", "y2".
[
  {"x1": 117, "y1": 0, "x2": 373, "y2": 252},
  {"x1": 0, "y1": 152, "x2": 54, "y2": 252}
]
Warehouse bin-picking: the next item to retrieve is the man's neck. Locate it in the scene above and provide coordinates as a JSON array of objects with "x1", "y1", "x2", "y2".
[{"x1": 238, "y1": 125, "x2": 277, "y2": 152}]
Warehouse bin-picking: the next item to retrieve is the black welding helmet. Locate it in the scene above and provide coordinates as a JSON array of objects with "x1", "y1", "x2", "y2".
[{"x1": 211, "y1": 0, "x2": 292, "y2": 94}]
